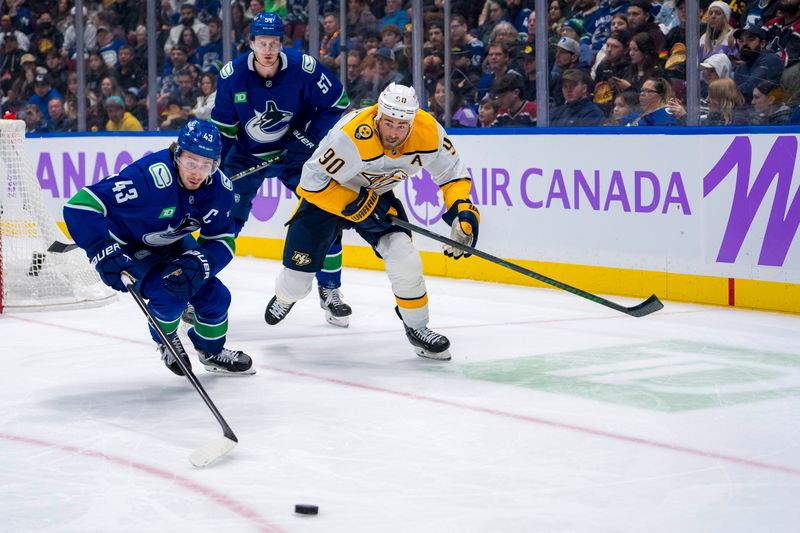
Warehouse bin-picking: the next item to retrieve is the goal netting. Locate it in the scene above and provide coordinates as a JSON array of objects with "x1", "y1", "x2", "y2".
[{"x1": 0, "y1": 119, "x2": 115, "y2": 313}]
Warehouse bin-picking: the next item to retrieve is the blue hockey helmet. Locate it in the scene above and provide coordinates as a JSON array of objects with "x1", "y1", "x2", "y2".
[
  {"x1": 250, "y1": 12, "x2": 284, "y2": 39},
  {"x1": 176, "y1": 119, "x2": 222, "y2": 173}
]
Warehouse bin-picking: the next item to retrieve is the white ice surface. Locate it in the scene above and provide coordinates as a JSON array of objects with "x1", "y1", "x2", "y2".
[{"x1": 2, "y1": 257, "x2": 800, "y2": 532}]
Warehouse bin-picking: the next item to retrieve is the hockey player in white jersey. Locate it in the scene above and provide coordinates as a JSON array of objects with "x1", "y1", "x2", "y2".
[{"x1": 264, "y1": 83, "x2": 480, "y2": 360}]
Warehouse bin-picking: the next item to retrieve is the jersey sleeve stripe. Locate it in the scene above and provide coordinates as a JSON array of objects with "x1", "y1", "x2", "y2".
[
  {"x1": 65, "y1": 188, "x2": 106, "y2": 216},
  {"x1": 210, "y1": 118, "x2": 239, "y2": 137},
  {"x1": 333, "y1": 88, "x2": 350, "y2": 109},
  {"x1": 198, "y1": 235, "x2": 236, "y2": 256}
]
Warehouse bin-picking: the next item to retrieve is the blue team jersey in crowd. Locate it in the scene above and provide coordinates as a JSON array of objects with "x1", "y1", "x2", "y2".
[
  {"x1": 63, "y1": 148, "x2": 236, "y2": 275},
  {"x1": 210, "y1": 48, "x2": 349, "y2": 159}
]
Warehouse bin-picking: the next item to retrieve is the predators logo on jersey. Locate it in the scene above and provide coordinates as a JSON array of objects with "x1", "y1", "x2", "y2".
[
  {"x1": 292, "y1": 251, "x2": 312, "y2": 267},
  {"x1": 354, "y1": 124, "x2": 373, "y2": 140}
]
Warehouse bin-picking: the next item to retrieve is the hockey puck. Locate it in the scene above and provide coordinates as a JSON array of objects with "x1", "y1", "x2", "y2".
[{"x1": 294, "y1": 504, "x2": 318, "y2": 515}]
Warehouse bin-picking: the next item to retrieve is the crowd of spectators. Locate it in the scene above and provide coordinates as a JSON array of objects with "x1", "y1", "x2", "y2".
[{"x1": 1, "y1": 0, "x2": 799, "y2": 131}]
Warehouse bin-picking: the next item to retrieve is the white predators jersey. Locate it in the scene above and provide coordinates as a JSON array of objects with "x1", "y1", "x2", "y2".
[{"x1": 298, "y1": 105, "x2": 470, "y2": 214}]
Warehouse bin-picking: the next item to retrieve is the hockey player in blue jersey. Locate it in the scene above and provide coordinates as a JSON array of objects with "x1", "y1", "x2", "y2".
[
  {"x1": 210, "y1": 11, "x2": 354, "y2": 328},
  {"x1": 63, "y1": 120, "x2": 254, "y2": 376}
]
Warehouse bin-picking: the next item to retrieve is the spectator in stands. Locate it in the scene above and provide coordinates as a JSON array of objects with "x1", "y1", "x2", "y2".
[
  {"x1": 607, "y1": 89, "x2": 641, "y2": 125},
  {"x1": 20, "y1": 102, "x2": 47, "y2": 133},
  {"x1": 230, "y1": 1, "x2": 248, "y2": 49},
  {"x1": 179, "y1": 26, "x2": 202, "y2": 62},
  {"x1": 27, "y1": 73, "x2": 60, "y2": 121},
  {"x1": 700, "y1": 52, "x2": 732, "y2": 97},
  {"x1": 11, "y1": 52, "x2": 38, "y2": 101},
  {"x1": 559, "y1": 18, "x2": 593, "y2": 68},
  {"x1": 450, "y1": 14, "x2": 485, "y2": 69},
  {"x1": 369, "y1": 47, "x2": 407, "y2": 101},
  {"x1": 733, "y1": 23, "x2": 784, "y2": 103},
  {"x1": 1, "y1": 14, "x2": 30, "y2": 51},
  {"x1": 548, "y1": 0, "x2": 566, "y2": 37},
  {"x1": 429, "y1": 76, "x2": 479, "y2": 127},
  {"x1": 159, "y1": 67, "x2": 198, "y2": 130},
  {"x1": 478, "y1": 94, "x2": 500, "y2": 127},
  {"x1": 740, "y1": 0, "x2": 781, "y2": 28},
  {"x1": 164, "y1": 3, "x2": 209, "y2": 54},
  {"x1": 479, "y1": 41, "x2": 516, "y2": 101},
  {"x1": 86, "y1": 51, "x2": 114, "y2": 98},
  {"x1": 380, "y1": 24, "x2": 406, "y2": 64},
  {"x1": 0, "y1": 34, "x2": 24, "y2": 92},
  {"x1": 105, "y1": 94, "x2": 143, "y2": 131},
  {"x1": 699, "y1": 1, "x2": 735, "y2": 61},
  {"x1": 491, "y1": 72, "x2": 537, "y2": 126},
  {"x1": 571, "y1": 0, "x2": 606, "y2": 54},
  {"x1": 31, "y1": 11, "x2": 63, "y2": 60},
  {"x1": 345, "y1": 50, "x2": 371, "y2": 109},
  {"x1": 551, "y1": 68, "x2": 605, "y2": 126},
  {"x1": 550, "y1": 36, "x2": 583, "y2": 105},
  {"x1": 3, "y1": 0, "x2": 32, "y2": 34},
  {"x1": 625, "y1": 77, "x2": 677, "y2": 125},
  {"x1": 61, "y1": 6, "x2": 96, "y2": 62},
  {"x1": 764, "y1": 0, "x2": 800, "y2": 90},
  {"x1": 190, "y1": 72, "x2": 216, "y2": 120},
  {"x1": 378, "y1": 0, "x2": 409, "y2": 31},
  {"x1": 593, "y1": 30, "x2": 631, "y2": 113},
  {"x1": 626, "y1": 0, "x2": 665, "y2": 53},
  {"x1": 664, "y1": 0, "x2": 688, "y2": 52},
  {"x1": 99, "y1": 75, "x2": 125, "y2": 103},
  {"x1": 319, "y1": 12, "x2": 342, "y2": 73},
  {"x1": 522, "y1": 45, "x2": 537, "y2": 100},
  {"x1": 195, "y1": 16, "x2": 228, "y2": 74},
  {"x1": 0, "y1": 86, "x2": 24, "y2": 116},
  {"x1": 701, "y1": 78, "x2": 749, "y2": 125},
  {"x1": 479, "y1": 0, "x2": 512, "y2": 45},
  {"x1": 132, "y1": 24, "x2": 149, "y2": 71},
  {"x1": 347, "y1": 0, "x2": 378, "y2": 37},
  {"x1": 116, "y1": 45, "x2": 145, "y2": 97},
  {"x1": 161, "y1": 45, "x2": 191, "y2": 96},
  {"x1": 95, "y1": 25, "x2": 126, "y2": 69},
  {"x1": 751, "y1": 80, "x2": 792, "y2": 124},
  {"x1": 46, "y1": 96, "x2": 75, "y2": 132},
  {"x1": 43, "y1": 49, "x2": 66, "y2": 95},
  {"x1": 612, "y1": 32, "x2": 664, "y2": 92}
]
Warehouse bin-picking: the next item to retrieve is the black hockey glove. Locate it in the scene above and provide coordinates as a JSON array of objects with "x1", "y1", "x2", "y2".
[
  {"x1": 341, "y1": 188, "x2": 398, "y2": 233},
  {"x1": 162, "y1": 249, "x2": 211, "y2": 300},
  {"x1": 88, "y1": 239, "x2": 134, "y2": 292},
  {"x1": 441, "y1": 200, "x2": 480, "y2": 259},
  {"x1": 282, "y1": 129, "x2": 317, "y2": 168}
]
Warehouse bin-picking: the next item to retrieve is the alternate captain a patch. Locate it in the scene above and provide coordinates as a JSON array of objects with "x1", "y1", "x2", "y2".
[
  {"x1": 292, "y1": 251, "x2": 312, "y2": 267},
  {"x1": 354, "y1": 124, "x2": 373, "y2": 140}
]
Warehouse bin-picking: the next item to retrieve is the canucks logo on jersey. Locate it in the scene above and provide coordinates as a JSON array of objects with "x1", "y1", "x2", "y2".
[
  {"x1": 142, "y1": 214, "x2": 202, "y2": 246},
  {"x1": 245, "y1": 101, "x2": 293, "y2": 143}
]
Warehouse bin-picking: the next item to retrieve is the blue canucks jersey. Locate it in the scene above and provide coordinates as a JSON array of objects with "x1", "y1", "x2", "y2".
[
  {"x1": 63, "y1": 148, "x2": 236, "y2": 276},
  {"x1": 210, "y1": 48, "x2": 349, "y2": 159}
]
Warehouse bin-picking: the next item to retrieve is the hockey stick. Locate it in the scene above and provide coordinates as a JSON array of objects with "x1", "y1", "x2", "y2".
[
  {"x1": 48, "y1": 240, "x2": 79, "y2": 253},
  {"x1": 390, "y1": 218, "x2": 664, "y2": 318},
  {"x1": 121, "y1": 272, "x2": 238, "y2": 467},
  {"x1": 229, "y1": 154, "x2": 283, "y2": 181}
]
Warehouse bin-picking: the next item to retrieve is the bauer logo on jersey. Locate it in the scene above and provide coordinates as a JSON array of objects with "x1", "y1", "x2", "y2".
[
  {"x1": 142, "y1": 214, "x2": 201, "y2": 246},
  {"x1": 291, "y1": 251, "x2": 312, "y2": 267},
  {"x1": 244, "y1": 100, "x2": 293, "y2": 143},
  {"x1": 354, "y1": 124, "x2": 373, "y2": 140}
]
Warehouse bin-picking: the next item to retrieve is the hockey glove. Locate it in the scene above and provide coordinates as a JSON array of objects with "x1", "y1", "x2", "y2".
[
  {"x1": 341, "y1": 188, "x2": 398, "y2": 233},
  {"x1": 162, "y1": 249, "x2": 211, "y2": 300},
  {"x1": 281, "y1": 129, "x2": 317, "y2": 168},
  {"x1": 441, "y1": 200, "x2": 480, "y2": 259},
  {"x1": 88, "y1": 239, "x2": 134, "y2": 292}
]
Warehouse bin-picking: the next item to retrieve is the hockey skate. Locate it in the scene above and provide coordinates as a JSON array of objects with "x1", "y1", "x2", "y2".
[
  {"x1": 319, "y1": 287, "x2": 352, "y2": 327},
  {"x1": 395, "y1": 307, "x2": 451, "y2": 361},
  {"x1": 197, "y1": 347, "x2": 255, "y2": 375},
  {"x1": 265, "y1": 295, "x2": 295, "y2": 325},
  {"x1": 158, "y1": 334, "x2": 193, "y2": 376}
]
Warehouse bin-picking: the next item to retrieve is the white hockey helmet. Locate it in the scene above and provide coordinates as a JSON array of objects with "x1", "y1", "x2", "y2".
[{"x1": 377, "y1": 83, "x2": 419, "y2": 122}]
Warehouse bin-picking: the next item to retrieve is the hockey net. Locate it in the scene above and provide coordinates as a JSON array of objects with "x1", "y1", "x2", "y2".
[{"x1": 0, "y1": 119, "x2": 114, "y2": 313}]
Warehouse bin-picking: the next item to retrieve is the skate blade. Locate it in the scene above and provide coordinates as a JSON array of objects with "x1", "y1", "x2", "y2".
[
  {"x1": 325, "y1": 313, "x2": 350, "y2": 328},
  {"x1": 414, "y1": 347, "x2": 451, "y2": 361},
  {"x1": 201, "y1": 364, "x2": 257, "y2": 375}
]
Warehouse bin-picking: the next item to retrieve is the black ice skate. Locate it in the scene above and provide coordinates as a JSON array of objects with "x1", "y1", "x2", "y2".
[
  {"x1": 395, "y1": 307, "x2": 451, "y2": 361},
  {"x1": 318, "y1": 287, "x2": 352, "y2": 328},
  {"x1": 181, "y1": 303, "x2": 195, "y2": 325},
  {"x1": 197, "y1": 348, "x2": 255, "y2": 375},
  {"x1": 158, "y1": 334, "x2": 193, "y2": 376},
  {"x1": 265, "y1": 295, "x2": 295, "y2": 325}
]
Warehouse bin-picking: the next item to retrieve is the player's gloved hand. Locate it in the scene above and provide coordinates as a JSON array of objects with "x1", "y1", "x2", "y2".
[
  {"x1": 281, "y1": 129, "x2": 317, "y2": 167},
  {"x1": 88, "y1": 239, "x2": 134, "y2": 292},
  {"x1": 441, "y1": 200, "x2": 480, "y2": 259},
  {"x1": 341, "y1": 188, "x2": 398, "y2": 233},
  {"x1": 162, "y1": 249, "x2": 211, "y2": 300}
]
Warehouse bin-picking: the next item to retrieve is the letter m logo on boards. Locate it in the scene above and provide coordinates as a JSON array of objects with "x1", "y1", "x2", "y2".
[{"x1": 703, "y1": 136, "x2": 800, "y2": 267}]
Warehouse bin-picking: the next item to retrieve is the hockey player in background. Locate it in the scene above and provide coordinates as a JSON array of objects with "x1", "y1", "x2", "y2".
[
  {"x1": 63, "y1": 120, "x2": 255, "y2": 376},
  {"x1": 264, "y1": 83, "x2": 480, "y2": 361},
  {"x1": 210, "y1": 11, "x2": 354, "y2": 327}
]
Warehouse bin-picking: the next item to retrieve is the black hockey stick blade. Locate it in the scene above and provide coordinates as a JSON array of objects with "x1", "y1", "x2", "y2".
[
  {"x1": 121, "y1": 272, "x2": 239, "y2": 467},
  {"x1": 48, "y1": 240, "x2": 79, "y2": 253},
  {"x1": 390, "y1": 217, "x2": 664, "y2": 318}
]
